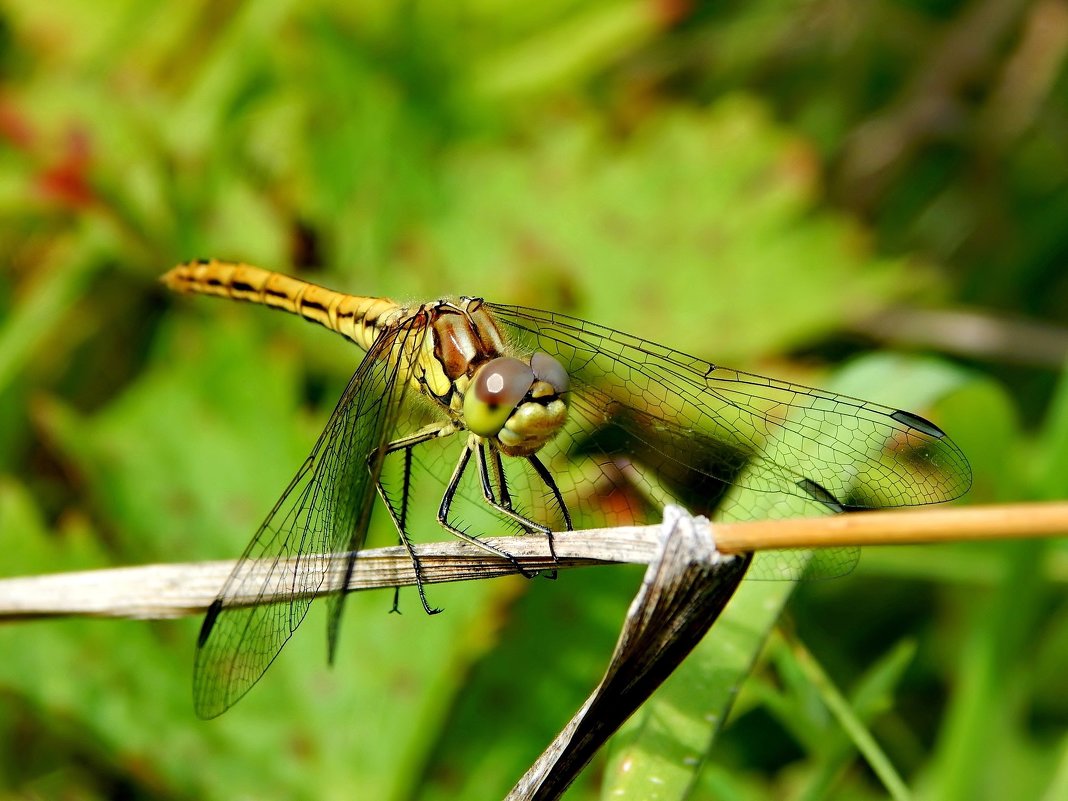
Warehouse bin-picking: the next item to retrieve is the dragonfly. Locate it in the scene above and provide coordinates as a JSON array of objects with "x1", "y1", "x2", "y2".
[{"x1": 162, "y1": 260, "x2": 972, "y2": 719}]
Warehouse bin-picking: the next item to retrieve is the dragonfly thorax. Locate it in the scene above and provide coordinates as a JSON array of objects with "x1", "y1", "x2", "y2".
[
  {"x1": 463, "y1": 353, "x2": 569, "y2": 457},
  {"x1": 431, "y1": 299, "x2": 508, "y2": 384}
]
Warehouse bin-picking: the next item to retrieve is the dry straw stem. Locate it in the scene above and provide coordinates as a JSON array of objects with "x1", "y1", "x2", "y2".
[{"x1": 1, "y1": 501, "x2": 1066, "y2": 622}]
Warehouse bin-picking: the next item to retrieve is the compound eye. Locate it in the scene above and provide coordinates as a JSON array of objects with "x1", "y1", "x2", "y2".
[
  {"x1": 530, "y1": 351, "x2": 568, "y2": 395},
  {"x1": 464, "y1": 357, "x2": 535, "y2": 436}
]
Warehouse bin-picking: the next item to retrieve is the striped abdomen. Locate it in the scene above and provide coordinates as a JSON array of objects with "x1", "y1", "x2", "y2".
[{"x1": 161, "y1": 260, "x2": 402, "y2": 351}]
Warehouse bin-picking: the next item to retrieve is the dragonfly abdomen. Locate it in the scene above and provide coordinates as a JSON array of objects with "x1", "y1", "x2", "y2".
[{"x1": 161, "y1": 259, "x2": 400, "y2": 351}]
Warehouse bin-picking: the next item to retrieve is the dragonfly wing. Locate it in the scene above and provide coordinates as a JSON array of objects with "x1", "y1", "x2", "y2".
[
  {"x1": 192, "y1": 319, "x2": 426, "y2": 719},
  {"x1": 484, "y1": 303, "x2": 971, "y2": 576}
]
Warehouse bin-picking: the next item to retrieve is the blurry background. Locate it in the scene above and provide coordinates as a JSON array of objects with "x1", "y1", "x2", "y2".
[{"x1": 1, "y1": 1, "x2": 1067, "y2": 799}]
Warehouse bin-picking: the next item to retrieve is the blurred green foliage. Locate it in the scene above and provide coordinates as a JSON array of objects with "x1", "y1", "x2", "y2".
[{"x1": 1, "y1": 1, "x2": 1067, "y2": 799}]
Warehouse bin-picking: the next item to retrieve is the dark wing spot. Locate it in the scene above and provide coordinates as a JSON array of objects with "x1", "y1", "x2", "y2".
[
  {"x1": 198, "y1": 598, "x2": 224, "y2": 648},
  {"x1": 891, "y1": 409, "x2": 946, "y2": 439},
  {"x1": 796, "y1": 478, "x2": 845, "y2": 513}
]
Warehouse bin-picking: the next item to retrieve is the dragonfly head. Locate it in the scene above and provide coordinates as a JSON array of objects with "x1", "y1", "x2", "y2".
[{"x1": 463, "y1": 352, "x2": 569, "y2": 456}]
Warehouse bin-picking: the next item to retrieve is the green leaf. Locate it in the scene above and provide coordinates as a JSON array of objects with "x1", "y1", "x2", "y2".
[{"x1": 600, "y1": 576, "x2": 796, "y2": 800}]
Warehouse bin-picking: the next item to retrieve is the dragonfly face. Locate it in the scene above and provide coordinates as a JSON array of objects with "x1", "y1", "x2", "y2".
[
  {"x1": 463, "y1": 354, "x2": 569, "y2": 455},
  {"x1": 419, "y1": 298, "x2": 570, "y2": 457},
  {"x1": 162, "y1": 259, "x2": 972, "y2": 718}
]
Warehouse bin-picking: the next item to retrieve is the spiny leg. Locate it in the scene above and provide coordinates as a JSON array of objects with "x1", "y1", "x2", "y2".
[
  {"x1": 389, "y1": 445, "x2": 415, "y2": 614},
  {"x1": 373, "y1": 424, "x2": 455, "y2": 615},
  {"x1": 527, "y1": 452, "x2": 571, "y2": 564},
  {"x1": 475, "y1": 443, "x2": 559, "y2": 577},
  {"x1": 400, "y1": 444, "x2": 413, "y2": 532},
  {"x1": 475, "y1": 443, "x2": 551, "y2": 537},
  {"x1": 439, "y1": 442, "x2": 532, "y2": 577},
  {"x1": 487, "y1": 446, "x2": 510, "y2": 510}
]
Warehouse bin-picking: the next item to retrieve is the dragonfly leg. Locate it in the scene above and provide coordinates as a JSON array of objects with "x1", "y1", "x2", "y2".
[
  {"x1": 474, "y1": 443, "x2": 559, "y2": 578},
  {"x1": 485, "y1": 446, "x2": 505, "y2": 507},
  {"x1": 475, "y1": 443, "x2": 551, "y2": 536},
  {"x1": 526, "y1": 452, "x2": 572, "y2": 563},
  {"x1": 438, "y1": 441, "x2": 534, "y2": 577},
  {"x1": 372, "y1": 424, "x2": 456, "y2": 616},
  {"x1": 389, "y1": 446, "x2": 414, "y2": 614}
]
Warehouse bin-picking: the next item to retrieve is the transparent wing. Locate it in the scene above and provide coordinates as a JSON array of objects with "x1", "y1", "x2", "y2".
[
  {"x1": 484, "y1": 302, "x2": 972, "y2": 577},
  {"x1": 192, "y1": 320, "x2": 427, "y2": 719}
]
